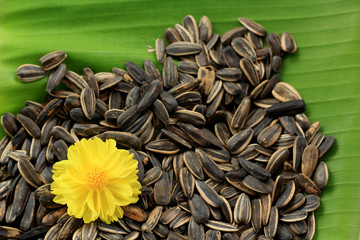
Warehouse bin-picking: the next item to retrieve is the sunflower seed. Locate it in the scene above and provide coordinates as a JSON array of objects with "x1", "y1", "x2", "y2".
[
  {"x1": 318, "y1": 135, "x2": 334, "y2": 158},
  {"x1": 266, "y1": 32, "x2": 282, "y2": 56},
  {"x1": 154, "y1": 172, "x2": 171, "y2": 205},
  {"x1": 280, "y1": 210, "x2": 307, "y2": 222},
  {"x1": 266, "y1": 100, "x2": 306, "y2": 117},
  {"x1": 227, "y1": 128, "x2": 254, "y2": 155},
  {"x1": 16, "y1": 114, "x2": 41, "y2": 139},
  {"x1": 234, "y1": 193, "x2": 251, "y2": 224},
  {"x1": 137, "y1": 79, "x2": 163, "y2": 111},
  {"x1": 300, "y1": 194, "x2": 321, "y2": 213},
  {"x1": 238, "y1": 157, "x2": 271, "y2": 181},
  {"x1": 166, "y1": 42, "x2": 202, "y2": 56},
  {"x1": 276, "y1": 180, "x2": 296, "y2": 208},
  {"x1": 221, "y1": 26, "x2": 247, "y2": 45},
  {"x1": 257, "y1": 123, "x2": 282, "y2": 147},
  {"x1": 314, "y1": 161, "x2": 329, "y2": 189},
  {"x1": 238, "y1": 17, "x2": 266, "y2": 36},
  {"x1": 295, "y1": 174, "x2": 321, "y2": 195},
  {"x1": 17, "y1": 64, "x2": 47, "y2": 82},
  {"x1": 155, "y1": 39, "x2": 167, "y2": 63},
  {"x1": 266, "y1": 149, "x2": 290, "y2": 174},
  {"x1": 18, "y1": 158, "x2": 42, "y2": 188},
  {"x1": 281, "y1": 32, "x2": 297, "y2": 53},
  {"x1": 141, "y1": 206, "x2": 163, "y2": 232},
  {"x1": 231, "y1": 37, "x2": 257, "y2": 62},
  {"x1": 263, "y1": 206, "x2": 278, "y2": 239},
  {"x1": 163, "y1": 57, "x2": 179, "y2": 88},
  {"x1": 205, "y1": 220, "x2": 238, "y2": 232},
  {"x1": 20, "y1": 192, "x2": 35, "y2": 231},
  {"x1": 0, "y1": 226, "x2": 23, "y2": 239},
  {"x1": 240, "y1": 58, "x2": 259, "y2": 86},
  {"x1": 242, "y1": 175, "x2": 271, "y2": 194},
  {"x1": 272, "y1": 82, "x2": 302, "y2": 102},
  {"x1": 301, "y1": 144, "x2": 319, "y2": 178},
  {"x1": 188, "y1": 216, "x2": 205, "y2": 240},
  {"x1": 179, "y1": 167, "x2": 195, "y2": 198}
]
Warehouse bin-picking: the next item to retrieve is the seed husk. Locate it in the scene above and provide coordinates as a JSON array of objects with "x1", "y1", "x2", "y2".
[
  {"x1": 266, "y1": 148, "x2": 290, "y2": 174},
  {"x1": 116, "y1": 105, "x2": 141, "y2": 130},
  {"x1": 141, "y1": 167, "x2": 162, "y2": 187},
  {"x1": 164, "y1": 27, "x2": 182, "y2": 43},
  {"x1": 36, "y1": 98, "x2": 63, "y2": 126},
  {"x1": 188, "y1": 217, "x2": 205, "y2": 240},
  {"x1": 178, "y1": 123, "x2": 211, "y2": 147},
  {"x1": 178, "y1": 61, "x2": 199, "y2": 75}
]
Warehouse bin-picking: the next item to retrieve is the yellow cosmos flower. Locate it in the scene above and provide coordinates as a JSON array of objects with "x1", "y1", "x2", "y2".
[{"x1": 51, "y1": 137, "x2": 142, "y2": 224}]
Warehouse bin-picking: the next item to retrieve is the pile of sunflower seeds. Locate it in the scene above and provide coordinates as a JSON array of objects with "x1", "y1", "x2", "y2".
[{"x1": 0, "y1": 15, "x2": 334, "y2": 240}]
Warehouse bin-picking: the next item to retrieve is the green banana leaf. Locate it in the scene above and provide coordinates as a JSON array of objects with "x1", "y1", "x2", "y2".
[{"x1": 0, "y1": 0, "x2": 359, "y2": 239}]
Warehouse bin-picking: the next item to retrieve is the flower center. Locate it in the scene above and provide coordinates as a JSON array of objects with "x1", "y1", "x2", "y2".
[{"x1": 87, "y1": 168, "x2": 108, "y2": 191}]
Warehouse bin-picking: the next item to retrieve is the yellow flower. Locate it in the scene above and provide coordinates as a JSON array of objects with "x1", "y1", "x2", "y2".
[{"x1": 51, "y1": 137, "x2": 142, "y2": 224}]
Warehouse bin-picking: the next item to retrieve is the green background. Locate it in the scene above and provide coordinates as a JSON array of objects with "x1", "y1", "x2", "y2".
[{"x1": 0, "y1": 0, "x2": 359, "y2": 239}]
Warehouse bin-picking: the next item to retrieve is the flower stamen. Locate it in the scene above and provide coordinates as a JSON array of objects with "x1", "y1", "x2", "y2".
[{"x1": 87, "y1": 167, "x2": 108, "y2": 191}]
